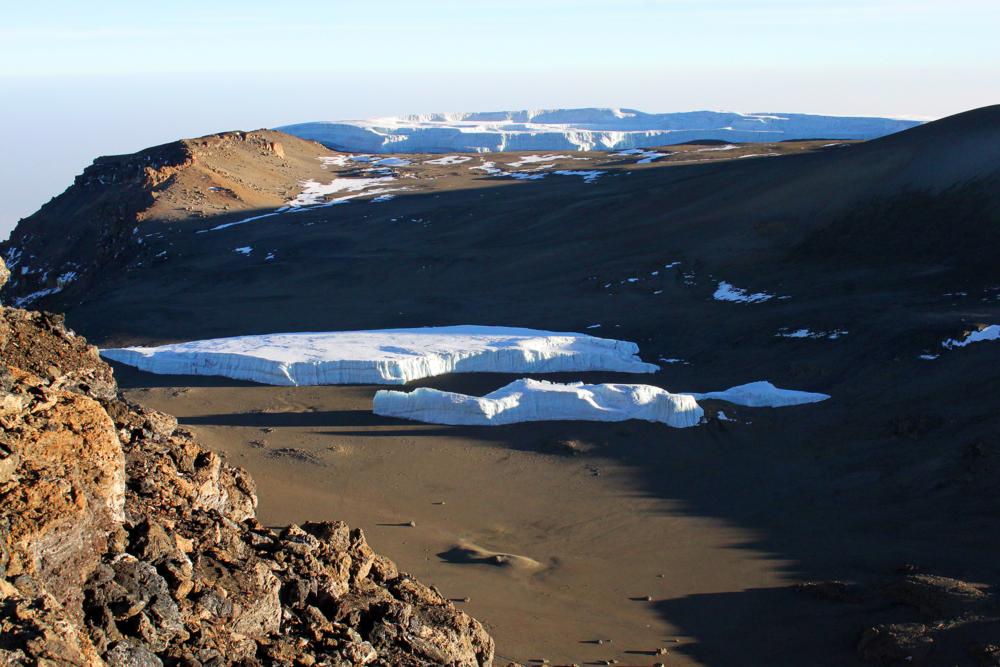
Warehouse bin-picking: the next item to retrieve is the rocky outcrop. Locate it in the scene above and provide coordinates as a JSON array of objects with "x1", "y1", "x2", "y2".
[
  {"x1": 0, "y1": 130, "x2": 332, "y2": 311},
  {"x1": 800, "y1": 572, "x2": 1000, "y2": 665},
  {"x1": 0, "y1": 305, "x2": 494, "y2": 666}
]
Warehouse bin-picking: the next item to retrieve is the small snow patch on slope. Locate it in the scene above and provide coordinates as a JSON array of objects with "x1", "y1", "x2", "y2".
[
  {"x1": 553, "y1": 170, "x2": 605, "y2": 183},
  {"x1": 689, "y1": 381, "x2": 829, "y2": 407},
  {"x1": 204, "y1": 176, "x2": 396, "y2": 232},
  {"x1": 941, "y1": 324, "x2": 1000, "y2": 350},
  {"x1": 636, "y1": 152, "x2": 668, "y2": 164},
  {"x1": 714, "y1": 281, "x2": 778, "y2": 303},
  {"x1": 375, "y1": 157, "x2": 412, "y2": 166},
  {"x1": 424, "y1": 155, "x2": 472, "y2": 166},
  {"x1": 375, "y1": 379, "x2": 703, "y2": 428},
  {"x1": 695, "y1": 144, "x2": 737, "y2": 152},
  {"x1": 100, "y1": 326, "x2": 659, "y2": 386},
  {"x1": 470, "y1": 161, "x2": 503, "y2": 175},
  {"x1": 507, "y1": 154, "x2": 571, "y2": 167},
  {"x1": 776, "y1": 328, "x2": 848, "y2": 340}
]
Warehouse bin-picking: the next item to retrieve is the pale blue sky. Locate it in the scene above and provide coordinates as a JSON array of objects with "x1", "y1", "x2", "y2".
[{"x1": 2, "y1": 0, "x2": 998, "y2": 237}]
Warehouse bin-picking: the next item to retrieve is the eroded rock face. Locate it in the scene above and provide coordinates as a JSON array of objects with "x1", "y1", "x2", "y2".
[
  {"x1": 0, "y1": 365, "x2": 125, "y2": 624},
  {"x1": 0, "y1": 306, "x2": 495, "y2": 666}
]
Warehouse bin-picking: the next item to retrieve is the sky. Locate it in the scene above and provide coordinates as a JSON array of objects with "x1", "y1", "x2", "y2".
[{"x1": 1, "y1": 0, "x2": 997, "y2": 238}]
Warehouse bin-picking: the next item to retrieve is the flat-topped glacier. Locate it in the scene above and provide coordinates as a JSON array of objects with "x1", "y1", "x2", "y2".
[
  {"x1": 100, "y1": 326, "x2": 659, "y2": 386},
  {"x1": 374, "y1": 379, "x2": 704, "y2": 427},
  {"x1": 277, "y1": 107, "x2": 922, "y2": 154}
]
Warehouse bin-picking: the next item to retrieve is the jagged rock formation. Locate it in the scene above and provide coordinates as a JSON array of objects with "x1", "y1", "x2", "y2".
[
  {"x1": 0, "y1": 303, "x2": 494, "y2": 666},
  {"x1": 0, "y1": 130, "x2": 335, "y2": 309}
]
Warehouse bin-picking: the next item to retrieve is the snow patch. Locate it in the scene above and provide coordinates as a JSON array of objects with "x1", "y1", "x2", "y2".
[
  {"x1": 204, "y1": 176, "x2": 395, "y2": 232},
  {"x1": 10, "y1": 270, "x2": 79, "y2": 307},
  {"x1": 553, "y1": 170, "x2": 605, "y2": 183},
  {"x1": 507, "y1": 154, "x2": 571, "y2": 167},
  {"x1": 100, "y1": 326, "x2": 659, "y2": 386},
  {"x1": 233, "y1": 246, "x2": 252, "y2": 256},
  {"x1": 470, "y1": 161, "x2": 504, "y2": 175},
  {"x1": 636, "y1": 152, "x2": 668, "y2": 164},
  {"x1": 424, "y1": 155, "x2": 472, "y2": 166},
  {"x1": 689, "y1": 381, "x2": 829, "y2": 407},
  {"x1": 374, "y1": 157, "x2": 412, "y2": 166},
  {"x1": 713, "y1": 281, "x2": 777, "y2": 303},
  {"x1": 941, "y1": 324, "x2": 1000, "y2": 350},
  {"x1": 775, "y1": 328, "x2": 848, "y2": 340},
  {"x1": 695, "y1": 144, "x2": 737, "y2": 152}
]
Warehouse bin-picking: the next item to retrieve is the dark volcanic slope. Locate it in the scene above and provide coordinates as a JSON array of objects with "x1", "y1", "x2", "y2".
[{"x1": 6, "y1": 105, "x2": 995, "y2": 342}]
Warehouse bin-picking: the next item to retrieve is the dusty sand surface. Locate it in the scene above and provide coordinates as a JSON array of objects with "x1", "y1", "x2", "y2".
[
  {"x1": 115, "y1": 369, "x2": 795, "y2": 666},
  {"x1": 113, "y1": 360, "x2": 1000, "y2": 666}
]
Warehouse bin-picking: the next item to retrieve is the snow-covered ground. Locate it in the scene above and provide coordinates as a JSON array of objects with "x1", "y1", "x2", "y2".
[
  {"x1": 424, "y1": 155, "x2": 472, "y2": 166},
  {"x1": 689, "y1": 381, "x2": 829, "y2": 407},
  {"x1": 553, "y1": 170, "x2": 605, "y2": 183},
  {"x1": 469, "y1": 161, "x2": 504, "y2": 175},
  {"x1": 941, "y1": 324, "x2": 1000, "y2": 350},
  {"x1": 507, "y1": 154, "x2": 572, "y2": 167},
  {"x1": 100, "y1": 326, "x2": 659, "y2": 386},
  {"x1": 375, "y1": 379, "x2": 829, "y2": 427},
  {"x1": 205, "y1": 176, "x2": 398, "y2": 232},
  {"x1": 612, "y1": 149, "x2": 669, "y2": 163},
  {"x1": 713, "y1": 281, "x2": 777, "y2": 303},
  {"x1": 278, "y1": 108, "x2": 921, "y2": 154},
  {"x1": 11, "y1": 270, "x2": 79, "y2": 307},
  {"x1": 375, "y1": 379, "x2": 704, "y2": 427},
  {"x1": 776, "y1": 328, "x2": 848, "y2": 340},
  {"x1": 695, "y1": 144, "x2": 738, "y2": 152}
]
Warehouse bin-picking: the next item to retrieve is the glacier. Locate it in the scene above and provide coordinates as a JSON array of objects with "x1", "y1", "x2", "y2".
[
  {"x1": 374, "y1": 379, "x2": 705, "y2": 427},
  {"x1": 277, "y1": 108, "x2": 922, "y2": 154},
  {"x1": 374, "y1": 379, "x2": 830, "y2": 427},
  {"x1": 99, "y1": 326, "x2": 660, "y2": 386}
]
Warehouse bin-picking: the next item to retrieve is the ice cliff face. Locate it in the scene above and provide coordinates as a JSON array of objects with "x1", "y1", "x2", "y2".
[
  {"x1": 100, "y1": 326, "x2": 660, "y2": 386},
  {"x1": 277, "y1": 108, "x2": 922, "y2": 153},
  {"x1": 374, "y1": 379, "x2": 705, "y2": 427}
]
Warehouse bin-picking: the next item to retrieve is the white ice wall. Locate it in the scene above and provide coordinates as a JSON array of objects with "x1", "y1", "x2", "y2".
[
  {"x1": 100, "y1": 326, "x2": 659, "y2": 386},
  {"x1": 374, "y1": 379, "x2": 704, "y2": 427}
]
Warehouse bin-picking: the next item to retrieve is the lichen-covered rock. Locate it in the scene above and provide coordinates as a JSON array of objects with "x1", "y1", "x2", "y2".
[
  {"x1": 0, "y1": 578, "x2": 104, "y2": 666},
  {"x1": 0, "y1": 258, "x2": 9, "y2": 292},
  {"x1": 0, "y1": 304, "x2": 495, "y2": 666},
  {"x1": 0, "y1": 366, "x2": 125, "y2": 624}
]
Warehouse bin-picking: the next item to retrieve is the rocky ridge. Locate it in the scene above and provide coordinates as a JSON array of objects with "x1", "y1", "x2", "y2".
[
  {"x1": 0, "y1": 258, "x2": 494, "y2": 666},
  {"x1": 1, "y1": 130, "x2": 334, "y2": 310}
]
